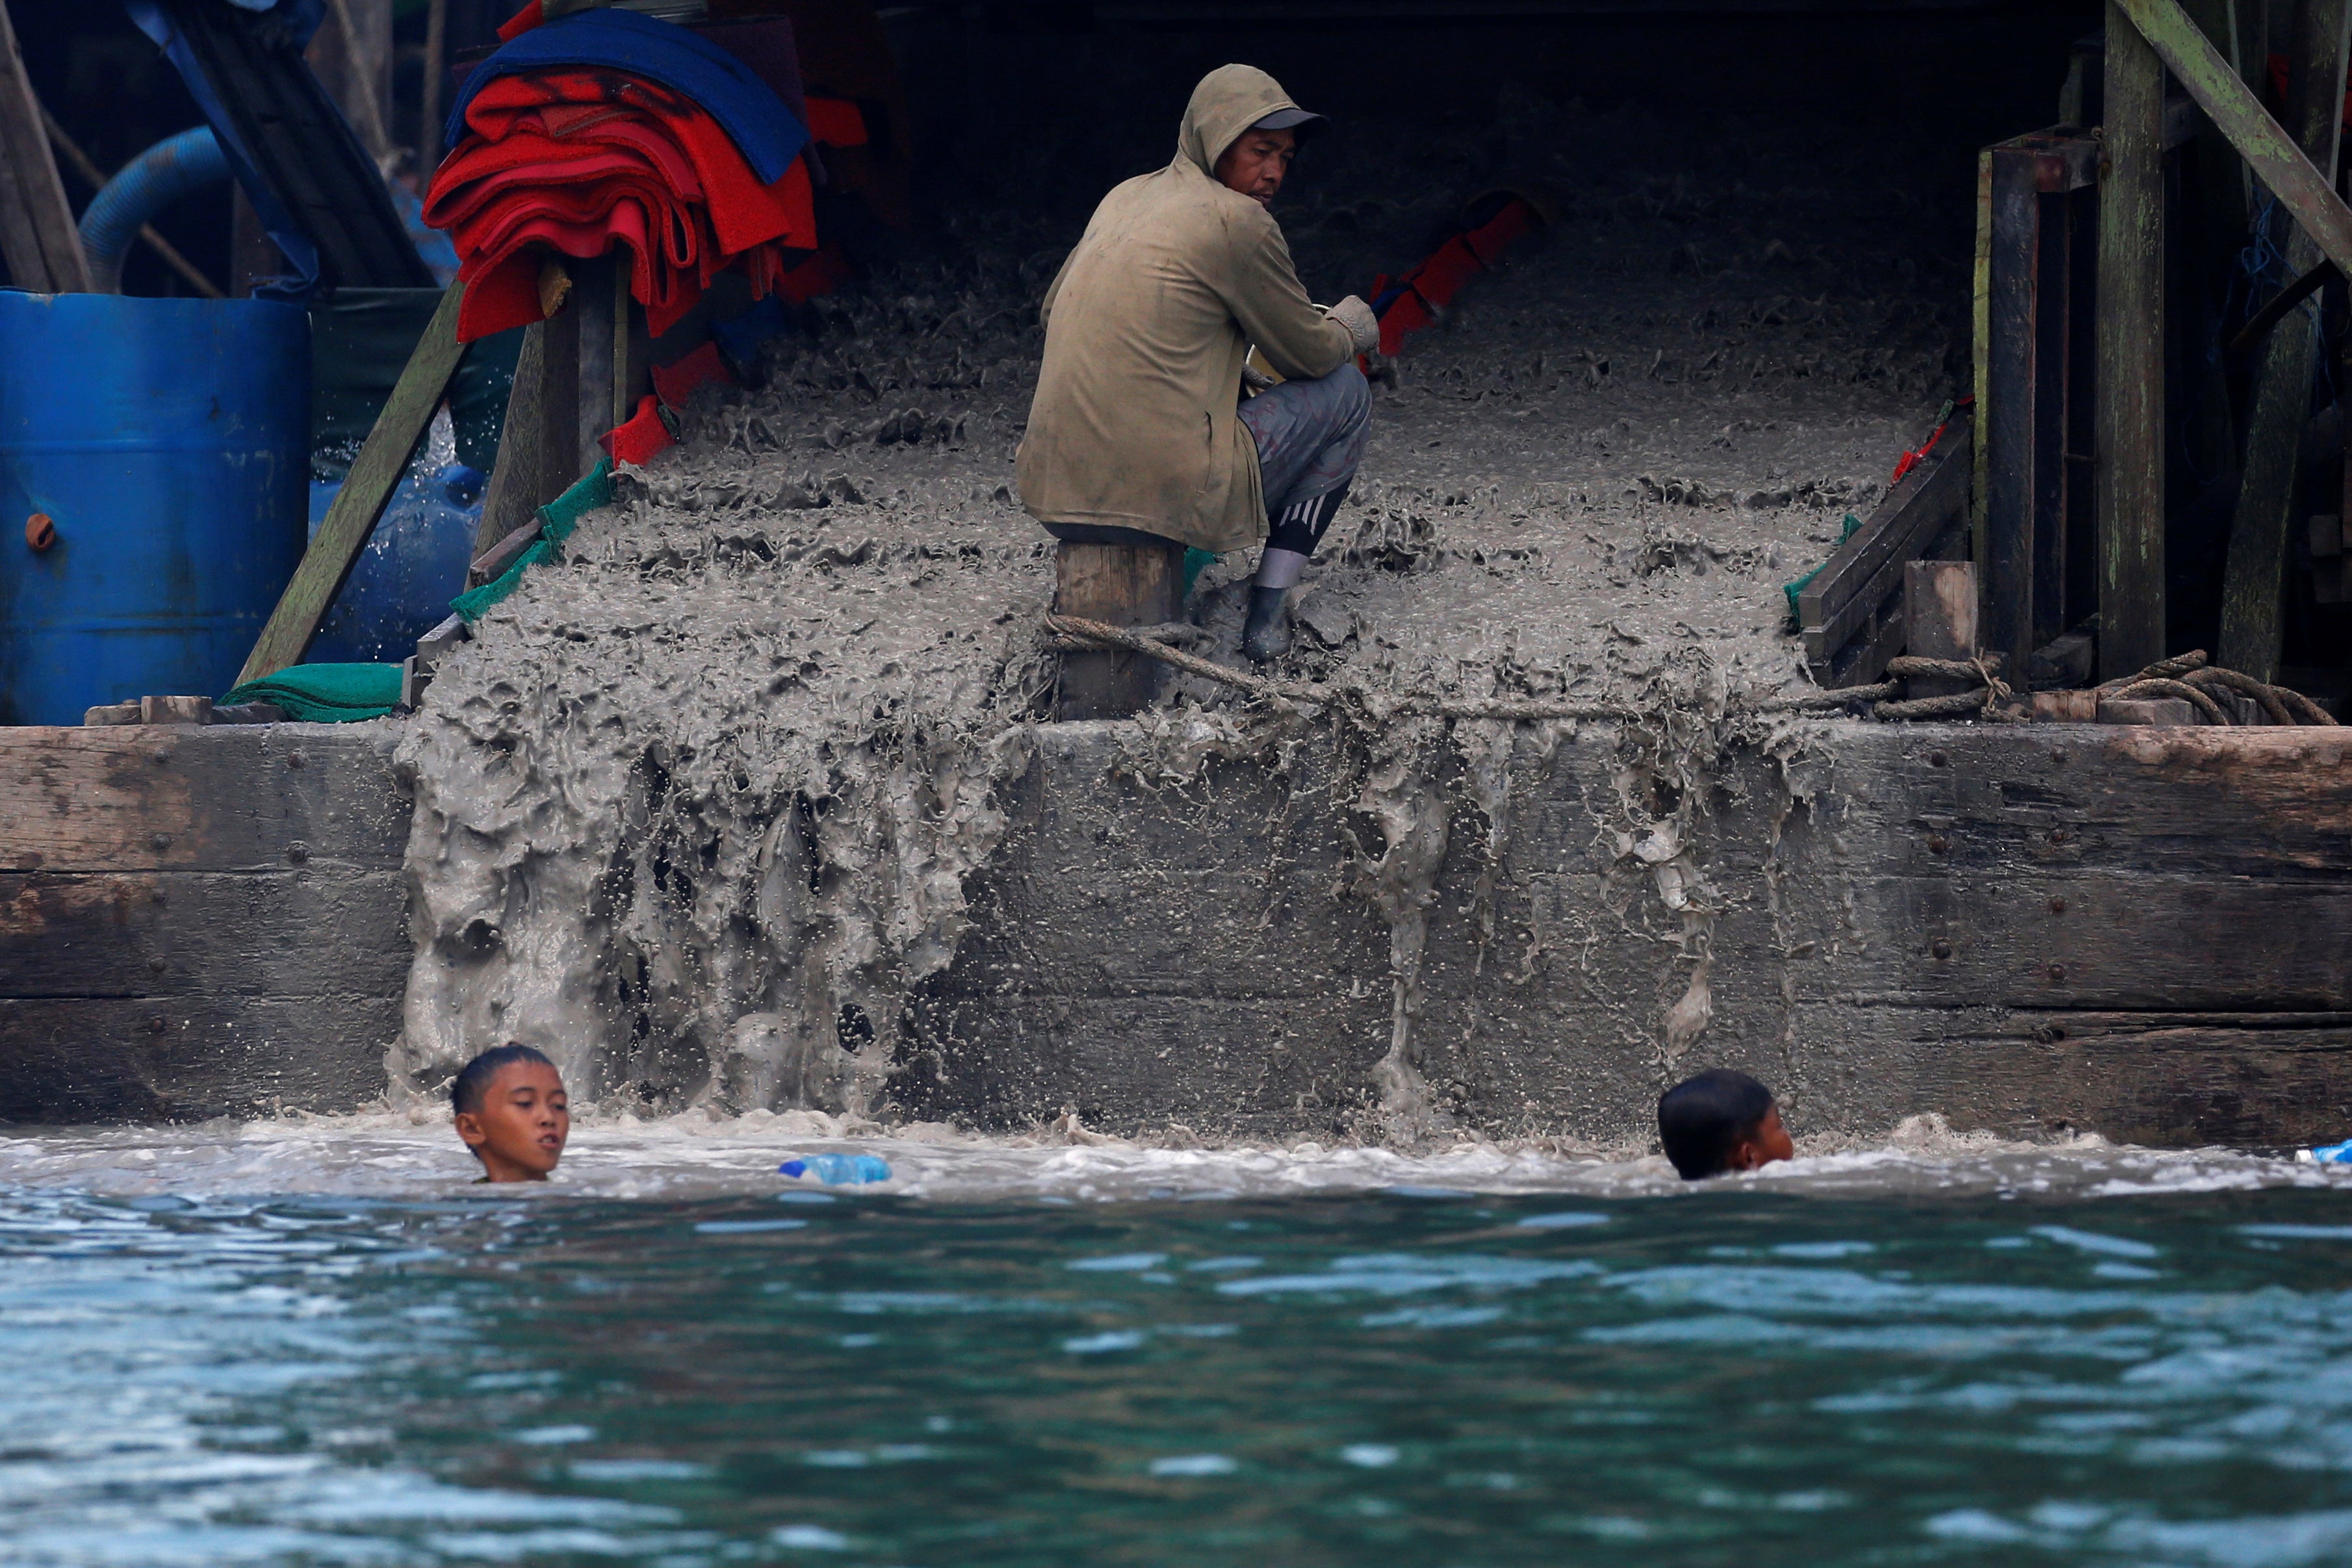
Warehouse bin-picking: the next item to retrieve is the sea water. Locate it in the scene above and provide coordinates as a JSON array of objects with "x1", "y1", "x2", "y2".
[{"x1": 6, "y1": 1120, "x2": 2352, "y2": 1566}]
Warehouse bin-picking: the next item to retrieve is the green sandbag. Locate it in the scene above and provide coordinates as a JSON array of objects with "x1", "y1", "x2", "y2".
[
  {"x1": 450, "y1": 460, "x2": 614, "y2": 624},
  {"x1": 220, "y1": 662, "x2": 405, "y2": 722}
]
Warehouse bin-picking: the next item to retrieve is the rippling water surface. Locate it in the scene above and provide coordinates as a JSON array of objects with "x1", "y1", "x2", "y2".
[{"x1": 6, "y1": 1124, "x2": 2352, "y2": 1565}]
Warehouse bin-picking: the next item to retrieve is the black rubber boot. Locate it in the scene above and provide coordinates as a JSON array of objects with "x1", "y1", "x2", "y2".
[{"x1": 1241, "y1": 584, "x2": 1292, "y2": 663}]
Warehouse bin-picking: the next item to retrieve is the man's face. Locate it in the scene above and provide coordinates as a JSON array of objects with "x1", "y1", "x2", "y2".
[
  {"x1": 456, "y1": 1060, "x2": 570, "y2": 1182},
  {"x1": 1215, "y1": 127, "x2": 1297, "y2": 207}
]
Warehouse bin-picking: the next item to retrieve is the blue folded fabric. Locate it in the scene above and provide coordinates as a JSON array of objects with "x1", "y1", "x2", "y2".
[{"x1": 443, "y1": 8, "x2": 808, "y2": 185}]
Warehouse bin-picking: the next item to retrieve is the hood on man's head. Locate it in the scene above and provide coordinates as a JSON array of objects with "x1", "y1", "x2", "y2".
[{"x1": 1176, "y1": 64, "x2": 1323, "y2": 176}]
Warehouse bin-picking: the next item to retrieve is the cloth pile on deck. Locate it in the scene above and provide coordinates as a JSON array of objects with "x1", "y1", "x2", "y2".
[{"x1": 425, "y1": 6, "x2": 815, "y2": 343}]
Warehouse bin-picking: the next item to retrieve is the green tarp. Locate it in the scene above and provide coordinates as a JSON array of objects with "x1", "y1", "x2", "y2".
[{"x1": 220, "y1": 662, "x2": 404, "y2": 722}]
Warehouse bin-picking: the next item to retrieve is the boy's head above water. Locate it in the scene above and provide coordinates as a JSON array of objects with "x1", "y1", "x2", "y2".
[
  {"x1": 1658, "y1": 1069, "x2": 1794, "y2": 1180},
  {"x1": 451, "y1": 1045, "x2": 569, "y2": 1182}
]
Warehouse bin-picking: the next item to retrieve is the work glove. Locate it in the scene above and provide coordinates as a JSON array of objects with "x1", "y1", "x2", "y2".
[
  {"x1": 1321, "y1": 294, "x2": 1380, "y2": 356},
  {"x1": 1241, "y1": 356, "x2": 1276, "y2": 395}
]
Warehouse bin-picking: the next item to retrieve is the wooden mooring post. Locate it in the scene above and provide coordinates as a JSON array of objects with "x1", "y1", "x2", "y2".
[{"x1": 1053, "y1": 541, "x2": 1183, "y2": 719}]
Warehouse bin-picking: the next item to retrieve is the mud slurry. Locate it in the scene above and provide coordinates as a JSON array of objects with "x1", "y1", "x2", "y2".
[{"x1": 393, "y1": 90, "x2": 1966, "y2": 1132}]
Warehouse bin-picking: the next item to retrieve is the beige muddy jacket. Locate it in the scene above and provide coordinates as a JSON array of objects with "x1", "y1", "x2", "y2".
[{"x1": 1015, "y1": 65, "x2": 1358, "y2": 554}]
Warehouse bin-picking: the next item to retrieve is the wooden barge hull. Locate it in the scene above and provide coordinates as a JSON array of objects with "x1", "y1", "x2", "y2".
[{"x1": 1, "y1": 719, "x2": 2346, "y2": 1148}]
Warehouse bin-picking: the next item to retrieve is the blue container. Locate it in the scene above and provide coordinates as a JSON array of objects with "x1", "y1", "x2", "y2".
[
  {"x1": 305, "y1": 459, "x2": 483, "y2": 665},
  {"x1": 0, "y1": 292, "x2": 309, "y2": 725}
]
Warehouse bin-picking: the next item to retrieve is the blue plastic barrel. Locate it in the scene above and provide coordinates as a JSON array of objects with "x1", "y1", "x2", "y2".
[{"x1": 0, "y1": 292, "x2": 309, "y2": 725}]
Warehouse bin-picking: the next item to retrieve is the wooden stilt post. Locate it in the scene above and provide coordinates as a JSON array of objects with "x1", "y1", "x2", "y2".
[
  {"x1": 2097, "y1": 1, "x2": 2171, "y2": 680},
  {"x1": 2220, "y1": 0, "x2": 2352, "y2": 679},
  {"x1": 1053, "y1": 542, "x2": 1183, "y2": 719}
]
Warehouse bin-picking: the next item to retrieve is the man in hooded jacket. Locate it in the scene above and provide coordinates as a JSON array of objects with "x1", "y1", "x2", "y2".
[{"x1": 1018, "y1": 64, "x2": 1380, "y2": 661}]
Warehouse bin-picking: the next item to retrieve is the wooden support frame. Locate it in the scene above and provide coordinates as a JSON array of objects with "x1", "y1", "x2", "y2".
[
  {"x1": 1977, "y1": 129, "x2": 2102, "y2": 683},
  {"x1": 1798, "y1": 415, "x2": 1973, "y2": 688},
  {"x1": 2219, "y1": 0, "x2": 2352, "y2": 680},
  {"x1": 0, "y1": 0, "x2": 92, "y2": 292},
  {"x1": 237, "y1": 281, "x2": 469, "y2": 686},
  {"x1": 2116, "y1": 0, "x2": 2352, "y2": 282}
]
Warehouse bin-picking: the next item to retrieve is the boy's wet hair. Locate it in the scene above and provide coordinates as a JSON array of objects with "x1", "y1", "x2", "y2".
[
  {"x1": 1658, "y1": 1068, "x2": 1774, "y2": 1180},
  {"x1": 450, "y1": 1044, "x2": 556, "y2": 1116}
]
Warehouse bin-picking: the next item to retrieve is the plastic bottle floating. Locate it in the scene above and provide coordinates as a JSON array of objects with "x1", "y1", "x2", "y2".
[
  {"x1": 781, "y1": 1153, "x2": 892, "y2": 1185},
  {"x1": 2297, "y1": 1142, "x2": 2352, "y2": 1165}
]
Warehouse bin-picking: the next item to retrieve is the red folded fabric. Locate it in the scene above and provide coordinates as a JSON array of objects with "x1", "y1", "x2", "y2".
[
  {"x1": 426, "y1": 66, "x2": 818, "y2": 343},
  {"x1": 601, "y1": 393, "x2": 675, "y2": 467},
  {"x1": 651, "y1": 339, "x2": 734, "y2": 407},
  {"x1": 804, "y1": 96, "x2": 868, "y2": 148}
]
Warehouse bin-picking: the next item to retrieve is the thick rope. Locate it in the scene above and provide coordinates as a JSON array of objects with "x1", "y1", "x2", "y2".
[
  {"x1": 2107, "y1": 677, "x2": 2231, "y2": 726},
  {"x1": 2184, "y1": 665, "x2": 2294, "y2": 725},
  {"x1": 1042, "y1": 619, "x2": 2337, "y2": 727}
]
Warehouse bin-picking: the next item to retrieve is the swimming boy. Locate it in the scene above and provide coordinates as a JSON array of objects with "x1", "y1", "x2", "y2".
[
  {"x1": 451, "y1": 1044, "x2": 569, "y2": 1183},
  {"x1": 1658, "y1": 1068, "x2": 1794, "y2": 1180}
]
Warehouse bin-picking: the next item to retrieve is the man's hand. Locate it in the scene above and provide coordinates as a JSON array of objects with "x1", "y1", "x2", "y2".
[{"x1": 1321, "y1": 295, "x2": 1380, "y2": 356}]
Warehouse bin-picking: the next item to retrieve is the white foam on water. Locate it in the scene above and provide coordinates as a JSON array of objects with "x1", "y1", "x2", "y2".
[{"x1": 0, "y1": 1111, "x2": 2340, "y2": 1203}]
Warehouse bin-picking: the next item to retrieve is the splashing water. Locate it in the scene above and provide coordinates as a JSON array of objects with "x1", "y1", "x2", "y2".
[{"x1": 5, "y1": 1121, "x2": 2352, "y2": 1567}]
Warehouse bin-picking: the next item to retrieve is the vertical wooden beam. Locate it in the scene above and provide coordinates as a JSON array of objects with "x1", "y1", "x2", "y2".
[
  {"x1": 420, "y1": 0, "x2": 449, "y2": 175},
  {"x1": 1054, "y1": 543, "x2": 1183, "y2": 719},
  {"x1": 2098, "y1": 3, "x2": 2171, "y2": 679},
  {"x1": 574, "y1": 254, "x2": 621, "y2": 475},
  {"x1": 540, "y1": 282, "x2": 582, "y2": 491},
  {"x1": 0, "y1": 0, "x2": 91, "y2": 292},
  {"x1": 1971, "y1": 148, "x2": 1995, "y2": 568},
  {"x1": 1983, "y1": 148, "x2": 2043, "y2": 681},
  {"x1": 2220, "y1": 0, "x2": 2352, "y2": 678}
]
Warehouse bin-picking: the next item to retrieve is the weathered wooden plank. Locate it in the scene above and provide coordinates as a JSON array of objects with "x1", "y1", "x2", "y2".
[
  {"x1": 0, "y1": 994, "x2": 403, "y2": 1122},
  {"x1": 1799, "y1": 418, "x2": 1971, "y2": 678},
  {"x1": 2221, "y1": 0, "x2": 2352, "y2": 680},
  {"x1": 0, "y1": 725, "x2": 407, "y2": 875},
  {"x1": 1791, "y1": 1001, "x2": 2352, "y2": 1148},
  {"x1": 1813, "y1": 871, "x2": 2352, "y2": 1011},
  {"x1": 2098, "y1": 3, "x2": 2170, "y2": 678},
  {"x1": 0, "y1": 0, "x2": 91, "y2": 292},
  {"x1": 0, "y1": 870, "x2": 408, "y2": 999},
  {"x1": 1810, "y1": 723, "x2": 2352, "y2": 878},
  {"x1": 239, "y1": 281, "x2": 469, "y2": 685},
  {"x1": 2117, "y1": 0, "x2": 2352, "y2": 281}
]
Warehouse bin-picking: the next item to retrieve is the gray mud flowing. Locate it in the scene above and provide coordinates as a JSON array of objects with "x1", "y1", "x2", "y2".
[{"x1": 391, "y1": 83, "x2": 1965, "y2": 1130}]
